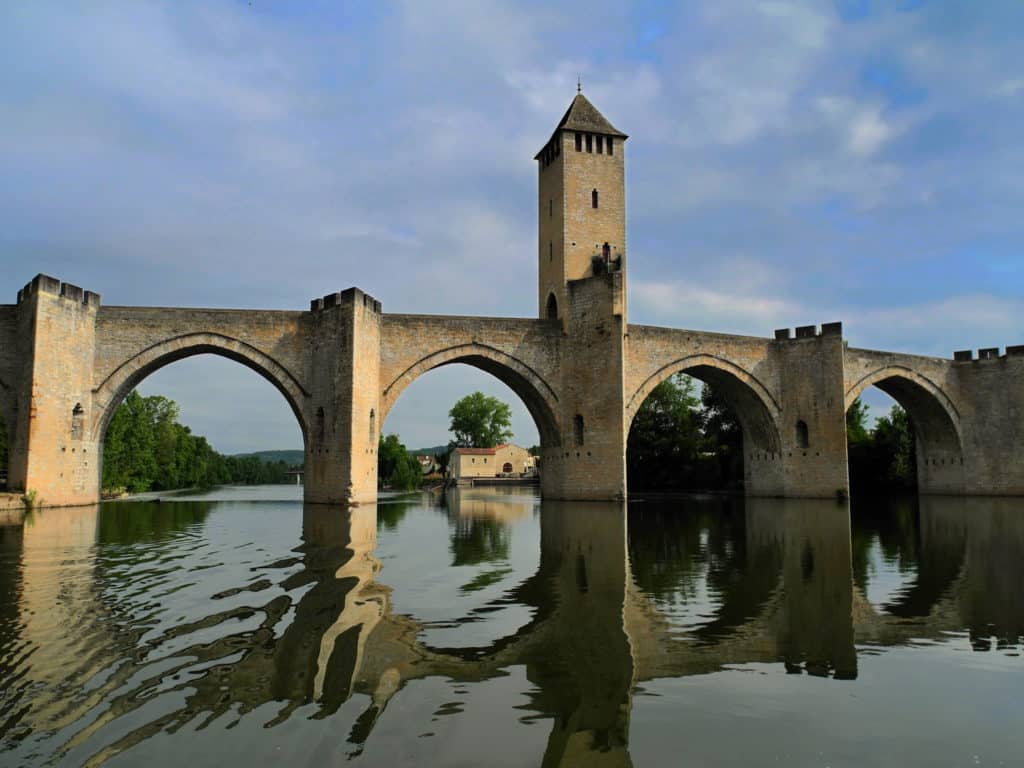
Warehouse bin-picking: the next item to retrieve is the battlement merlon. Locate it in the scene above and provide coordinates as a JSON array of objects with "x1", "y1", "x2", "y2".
[
  {"x1": 17, "y1": 273, "x2": 101, "y2": 308},
  {"x1": 310, "y1": 288, "x2": 382, "y2": 314},
  {"x1": 773, "y1": 322, "x2": 843, "y2": 341}
]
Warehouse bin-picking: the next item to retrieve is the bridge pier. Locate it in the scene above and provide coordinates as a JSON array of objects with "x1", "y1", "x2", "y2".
[
  {"x1": 543, "y1": 272, "x2": 628, "y2": 501},
  {"x1": 955, "y1": 349, "x2": 1024, "y2": 495},
  {"x1": 772, "y1": 324, "x2": 850, "y2": 499},
  {"x1": 8, "y1": 275, "x2": 102, "y2": 506},
  {"x1": 304, "y1": 289, "x2": 381, "y2": 506}
]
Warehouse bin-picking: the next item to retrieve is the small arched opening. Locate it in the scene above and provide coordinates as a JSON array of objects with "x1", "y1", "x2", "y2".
[
  {"x1": 626, "y1": 358, "x2": 782, "y2": 496},
  {"x1": 795, "y1": 420, "x2": 809, "y2": 450},
  {"x1": 546, "y1": 293, "x2": 558, "y2": 320},
  {"x1": 845, "y1": 368, "x2": 963, "y2": 496}
]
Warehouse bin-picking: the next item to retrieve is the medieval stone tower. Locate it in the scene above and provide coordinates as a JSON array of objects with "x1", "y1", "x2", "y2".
[
  {"x1": 534, "y1": 91, "x2": 631, "y2": 500},
  {"x1": 536, "y1": 91, "x2": 628, "y2": 323}
]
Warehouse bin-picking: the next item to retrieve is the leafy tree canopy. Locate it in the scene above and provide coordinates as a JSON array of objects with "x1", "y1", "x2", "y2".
[
  {"x1": 846, "y1": 398, "x2": 871, "y2": 446},
  {"x1": 102, "y1": 390, "x2": 291, "y2": 494},
  {"x1": 846, "y1": 401, "x2": 917, "y2": 493},
  {"x1": 448, "y1": 392, "x2": 513, "y2": 448},
  {"x1": 378, "y1": 434, "x2": 423, "y2": 491}
]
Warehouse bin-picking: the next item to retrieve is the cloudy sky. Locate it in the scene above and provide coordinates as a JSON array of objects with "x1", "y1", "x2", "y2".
[{"x1": 3, "y1": 1, "x2": 1022, "y2": 454}]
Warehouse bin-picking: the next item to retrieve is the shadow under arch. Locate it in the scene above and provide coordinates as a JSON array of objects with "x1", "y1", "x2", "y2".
[
  {"x1": 845, "y1": 366, "x2": 963, "y2": 492},
  {"x1": 90, "y1": 332, "x2": 310, "y2": 447},
  {"x1": 380, "y1": 342, "x2": 561, "y2": 448},
  {"x1": 626, "y1": 354, "x2": 782, "y2": 456}
]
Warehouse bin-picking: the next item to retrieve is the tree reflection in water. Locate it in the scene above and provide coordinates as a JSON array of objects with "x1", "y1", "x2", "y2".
[{"x1": 0, "y1": 491, "x2": 1022, "y2": 765}]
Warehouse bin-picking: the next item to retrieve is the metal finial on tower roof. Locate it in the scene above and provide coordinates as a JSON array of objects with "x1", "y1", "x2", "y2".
[{"x1": 577, "y1": 75, "x2": 581, "y2": 94}]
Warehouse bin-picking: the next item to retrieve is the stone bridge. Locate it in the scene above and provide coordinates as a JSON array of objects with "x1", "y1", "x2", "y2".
[
  {"x1": 1, "y1": 272, "x2": 1022, "y2": 506},
  {"x1": 2, "y1": 92, "x2": 1021, "y2": 506}
]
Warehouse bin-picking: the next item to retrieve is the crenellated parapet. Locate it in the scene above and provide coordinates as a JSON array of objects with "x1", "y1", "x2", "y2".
[
  {"x1": 17, "y1": 273, "x2": 101, "y2": 309},
  {"x1": 953, "y1": 345, "x2": 1024, "y2": 362}
]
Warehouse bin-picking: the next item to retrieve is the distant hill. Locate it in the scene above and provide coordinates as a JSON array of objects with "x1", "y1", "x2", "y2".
[
  {"x1": 408, "y1": 444, "x2": 449, "y2": 457},
  {"x1": 233, "y1": 449, "x2": 304, "y2": 466},
  {"x1": 234, "y1": 446, "x2": 449, "y2": 466}
]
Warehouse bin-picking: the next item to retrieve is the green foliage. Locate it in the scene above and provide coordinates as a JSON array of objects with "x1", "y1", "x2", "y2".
[
  {"x1": 448, "y1": 392, "x2": 513, "y2": 448},
  {"x1": 101, "y1": 390, "x2": 290, "y2": 494},
  {"x1": 627, "y1": 375, "x2": 744, "y2": 491},
  {"x1": 846, "y1": 398, "x2": 871, "y2": 445},
  {"x1": 377, "y1": 434, "x2": 422, "y2": 491},
  {"x1": 628, "y1": 374, "x2": 702, "y2": 489},
  {"x1": 233, "y1": 449, "x2": 304, "y2": 465},
  {"x1": 847, "y1": 403, "x2": 917, "y2": 492}
]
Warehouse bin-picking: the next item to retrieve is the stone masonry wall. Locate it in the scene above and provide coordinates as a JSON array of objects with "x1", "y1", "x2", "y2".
[
  {"x1": 546, "y1": 273, "x2": 626, "y2": 500},
  {"x1": 16, "y1": 275, "x2": 102, "y2": 506},
  {"x1": 93, "y1": 306, "x2": 310, "y2": 429},
  {"x1": 379, "y1": 314, "x2": 563, "y2": 445}
]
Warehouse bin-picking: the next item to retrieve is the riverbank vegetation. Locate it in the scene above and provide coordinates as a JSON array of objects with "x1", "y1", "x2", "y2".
[
  {"x1": 627, "y1": 375, "x2": 917, "y2": 493},
  {"x1": 102, "y1": 391, "x2": 290, "y2": 494}
]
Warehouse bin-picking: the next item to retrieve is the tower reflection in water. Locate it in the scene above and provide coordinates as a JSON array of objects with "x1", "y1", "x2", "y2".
[{"x1": 0, "y1": 491, "x2": 1022, "y2": 766}]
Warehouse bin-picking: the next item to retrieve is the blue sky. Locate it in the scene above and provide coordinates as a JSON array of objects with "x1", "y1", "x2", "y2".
[{"x1": 2, "y1": 1, "x2": 1022, "y2": 453}]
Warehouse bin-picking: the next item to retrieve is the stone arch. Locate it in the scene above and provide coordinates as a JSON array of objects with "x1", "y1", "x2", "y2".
[
  {"x1": 90, "y1": 332, "x2": 310, "y2": 445},
  {"x1": 380, "y1": 342, "x2": 561, "y2": 448},
  {"x1": 845, "y1": 366, "x2": 963, "y2": 492},
  {"x1": 845, "y1": 366, "x2": 962, "y2": 453},
  {"x1": 626, "y1": 354, "x2": 782, "y2": 454}
]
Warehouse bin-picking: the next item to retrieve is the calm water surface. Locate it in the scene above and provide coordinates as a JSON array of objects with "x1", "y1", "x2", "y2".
[{"x1": 0, "y1": 486, "x2": 1021, "y2": 766}]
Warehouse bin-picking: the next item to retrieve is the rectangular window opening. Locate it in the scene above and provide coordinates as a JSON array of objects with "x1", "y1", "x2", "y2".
[
  {"x1": 596, "y1": 135, "x2": 603, "y2": 154},
  {"x1": 585, "y1": 134, "x2": 592, "y2": 153},
  {"x1": 608, "y1": 137, "x2": 614, "y2": 156},
  {"x1": 575, "y1": 133, "x2": 582, "y2": 151}
]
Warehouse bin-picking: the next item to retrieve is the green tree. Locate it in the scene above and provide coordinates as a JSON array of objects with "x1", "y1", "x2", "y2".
[
  {"x1": 627, "y1": 374, "x2": 703, "y2": 489},
  {"x1": 846, "y1": 398, "x2": 871, "y2": 445},
  {"x1": 700, "y1": 382, "x2": 744, "y2": 489},
  {"x1": 847, "y1": 402, "x2": 917, "y2": 493},
  {"x1": 874, "y1": 404, "x2": 917, "y2": 489},
  {"x1": 101, "y1": 389, "x2": 293, "y2": 494},
  {"x1": 377, "y1": 434, "x2": 422, "y2": 491},
  {"x1": 448, "y1": 392, "x2": 513, "y2": 448}
]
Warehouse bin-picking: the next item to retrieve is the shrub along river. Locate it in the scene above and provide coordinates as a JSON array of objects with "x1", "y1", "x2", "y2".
[{"x1": 0, "y1": 486, "x2": 1021, "y2": 766}]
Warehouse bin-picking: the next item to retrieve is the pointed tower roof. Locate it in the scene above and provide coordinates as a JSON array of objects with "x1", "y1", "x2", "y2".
[
  {"x1": 535, "y1": 93, "x2": 628, "y2": 158},
  {"x1": 556, "y1": 93, "x2": 627, "y2": 138}
]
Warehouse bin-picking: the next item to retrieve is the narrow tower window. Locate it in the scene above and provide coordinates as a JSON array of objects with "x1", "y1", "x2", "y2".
[
  {"x1": 596, "y1": 135, "x2": 604, "y2": 154},
  {"x1": 369, "y1": 409, "x2": 376, "y2": 442},
  {"x1": 71, "y1": 403, "x2": 84, "y2": 441},
  {"x1": 602, "y1": 242, "x2": 610, "y2": 261},
  {"x1": 573, "y1": 414, "x2": 585, "y2": 446},
  {"x1": 546, "y1": 293, "x2": 558, "y2": 319},
  {"x1": 575, "y1": 133, "x2": 582, "y2": 151},
  {"x1": 549, "y1": 241, "x2": 553, "y2": 261},
  {"x1": 549, "y1": 199, "x2": 553, "y2": 217},
  {"x1": 796, "y1": 420, "x2": 810, "y2": 450},
  {"x1": 315, "y1": 407, "x2": 325, "y2": 448},
  {"x1": 585, "y1": 134, "x2": 592, "y2": 153},
  {"x1": 607, "y1": 137, "x2": 614, "y2": 155},
  {"x1": 592, "y1": 189, "x2": 599, "y2": 209}
]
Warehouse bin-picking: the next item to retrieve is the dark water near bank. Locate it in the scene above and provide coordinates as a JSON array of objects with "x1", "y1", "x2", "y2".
[{"x1": 0, "y1": 486, "x2": 1021, "y2": 766}]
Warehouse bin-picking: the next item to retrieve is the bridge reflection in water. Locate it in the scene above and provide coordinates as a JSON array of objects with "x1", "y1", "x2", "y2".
[{"x1": 1, "y1": 490, "x2": 1022, "y2": 766}]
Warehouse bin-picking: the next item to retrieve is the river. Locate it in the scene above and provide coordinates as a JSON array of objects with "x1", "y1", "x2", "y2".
[{"x1": 0, "y1": 486, "x2": 1021, "y2": 766}]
